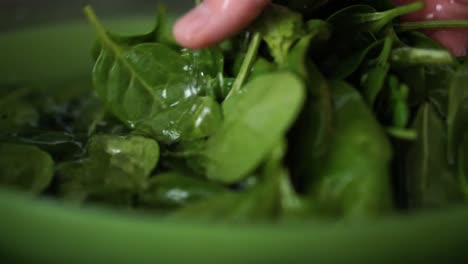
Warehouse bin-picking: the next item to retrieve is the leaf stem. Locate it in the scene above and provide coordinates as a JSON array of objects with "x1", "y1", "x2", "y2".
[
  {"x1": 397, "y1": 20, "x2": 468, "y2": 32},
  {"x1": 225, "y1": 32, "x2": 262, "y2": 101},
  {"x1": 83, "y1": 6, "x2": 111, "y2": 46},
  {"x1": 87, "y1": 109, "x2": 107, "y2": 137},
  {"x1": 387, "y1": 127, "x2": 417, "y2": 140}
]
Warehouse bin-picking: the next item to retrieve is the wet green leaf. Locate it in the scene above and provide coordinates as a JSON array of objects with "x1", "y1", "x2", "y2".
[
  {"x1": 311, "y1": 81, "x2": 393, "y2": 217},
  {"x1": 0, "y1": 143, "x2": 54, "y2": 194},
  {"x1": 405, "y1": 103, "x2": 464, "y2": 208},
  {"x1": 205, "y1": 72, "x2": 305, "y2": 183}
]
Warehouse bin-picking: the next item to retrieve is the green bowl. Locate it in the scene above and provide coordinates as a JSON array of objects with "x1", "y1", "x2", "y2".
[{"x1": 1, "y1": 6, "x2": 468, "y2": 264}]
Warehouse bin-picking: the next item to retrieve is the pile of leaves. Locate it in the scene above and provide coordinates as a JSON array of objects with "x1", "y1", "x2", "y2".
[{"x1": 1, "y1": 0, "x2": 468, "y2": 222}]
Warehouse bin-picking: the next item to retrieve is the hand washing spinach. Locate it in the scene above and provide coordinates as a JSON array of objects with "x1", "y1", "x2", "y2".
[{"x1": 1, "y1": 1, "x2": 468, "y2": 222}]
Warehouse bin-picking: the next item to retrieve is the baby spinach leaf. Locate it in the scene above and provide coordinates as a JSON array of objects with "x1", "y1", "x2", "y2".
[
  {"x1": 425, "y1": 65, "x2": 456, "y2": 118},
  {"x1": 265, "y1": 140, "x2": 307, "y2": 218},
  {"x1": 447, "y1": 61, "x2": 468, "y2": 164},
  {"x1": 0, "y1": 99, "x2": 39, "y2": 134},
  {"x1": 181, "y1": 47, "x2": 224, "y2": 79},
  {"x1": 286, "y1": 35, "x2": 334, "y2": 190},
  {"x1": 55, "y1": 160, "x2": 95, "y2": 204},
  {"x1": 56, "y1": 160, "x2": 136, "y2": 208},
  {"x1": 0, "y1": 143, "x2": 54, "y2": 194},
  {"x1": 159, "y1": 140, "x2": 209, "y2": 178},
  {"x1": 91, "y1": 5, "x2": 173, "y2": 60},
  {"x1": 329, "y1": 40, "x2": 383, "y2": 80},
  {"x1": 249, "y1": 58, "x2": 277, "y2": 81},
  {"x1": 138, "y1": 171, "x2": 227, "y2": 210},
  {"x1": 253, "y1": 4, "x2": 305, "y2": 65},
  {"x1": 205, "y1": 72, "x2": 305, "y2": 184},
  {"x1": 405, "y1": 103, "x2": 465, "y2": 208},
  {"x1": 55, "y1": 135, "x2": 160, "y2": 205},
  {"x1": 171, "y1": 143, "x2": 289, "y2": 222},
  {"x1": 135, "y1": 97, "x2": 223, "y2": 144},
  {"x1": 169, "y1": 188, "x2": 277, "y2": 222},
  {"x1": 86, "y1": 7, "x2": 220, "y2": 144},
  {"x1": 86, "y1": 135, "x2": 160, "y2": 190},
  {"x1": 311, "y1": 81, "x2": 393, "y2": 217}
]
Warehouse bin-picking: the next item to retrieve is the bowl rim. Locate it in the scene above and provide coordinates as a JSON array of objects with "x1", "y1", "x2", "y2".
[{"x1": 1, "y1": 188, "x2": 468, "y2": 263}]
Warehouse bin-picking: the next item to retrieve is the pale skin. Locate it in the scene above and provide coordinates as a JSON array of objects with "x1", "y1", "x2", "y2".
[{"x1": 173, "y1": 0, "x2": 468, "y2": 56}]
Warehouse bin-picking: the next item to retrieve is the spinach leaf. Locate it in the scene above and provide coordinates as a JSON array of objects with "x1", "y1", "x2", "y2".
[
  {"x1": 56, "y1": 135, "x2": 160, "y2": 204},
  {"x1": 249, "y1": 58, "x2": 277, "y2": 81},
  {"x1": 171, "y1": 142, "x2": 291, "y2": 222},
  {"x1": 181, "y1": 47, "x2": 224, "y2": 79},
  {"x1": 447, "y1": 61, "x2": 468, "y2": 164},
  {"x1": 91, "y1": 5, "x2": 173, "y2": 60},
  {"x1": 159, "y1": 140, "x2": 207, "y2": 177},
  {"x1": 0, "y1": 99, "x2": 39, "y2": 134},
  {"x1": 311, "y1": 81, "x2": 393, "y2": 217},
  {"x1": 138, "y1": 171, "x2": 227, "y2": 210},
  {"x1": 425, "y1": 65, "x2": 456, "y2": 118},
  {"x1": 265, "y1": 140, "x2": 307, "y2": 218},
  {"x1": 286, "y1": 34, "x2": 334, "y2": 190},
  {"x1": 405, "y1": 103, "x2": 465, "y2": 208},
  {"x1": 86, "y1": 7, "x2": 220, "y2": 144},
  {"x1": 55, "y1": 160, "x2": 95, "y2": 204},
  {"x1": 205, "y1": 72, "x2": 305, "y2": 184},
  {"x1": 169, "y1": 187, "x2": 277, "y2": 222},
  {"x1": 253, "y1": 4, "x2": 305, "y2": 65},
  {"x1": 0, "y1": 143, "x2": 54, "y2": 194},
  {"x1": 86, "y1": 135, "x2": 160, "y2": 190},
  {"x1": 135, "y1": 97, "x2": 223, "y2": 144},
  {"x1": 329, "y1": 40, "x2": 383, "y2": 80}
]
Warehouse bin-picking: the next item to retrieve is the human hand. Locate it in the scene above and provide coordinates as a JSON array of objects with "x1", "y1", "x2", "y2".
[
  {"x1": 173, "y1": 0, "x2": 270, "y2": 49},
  {"x1": 393, "y1": 0, "x2": 468, "y2": 56},
  {"x1": 173, "y1": 0, "x2": 468, "y2": 56}
]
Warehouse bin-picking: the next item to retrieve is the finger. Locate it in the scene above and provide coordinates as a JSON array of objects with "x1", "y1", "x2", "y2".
[
  {"x1": 173, "y1": 0, "x2": 270, "y2": 49},
  {"x1": 393, "y1": 0, "x2": 468, "y2": 56}
]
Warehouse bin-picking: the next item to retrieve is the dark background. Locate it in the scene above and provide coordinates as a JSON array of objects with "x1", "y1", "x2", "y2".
[{"x1": 0, "y1": 0, "x2": 192, "y2": 31}]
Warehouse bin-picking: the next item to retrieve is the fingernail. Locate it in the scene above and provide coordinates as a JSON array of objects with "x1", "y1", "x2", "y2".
[{"x1": 173, "y1": 4, "x2": 212, "y2": 47}]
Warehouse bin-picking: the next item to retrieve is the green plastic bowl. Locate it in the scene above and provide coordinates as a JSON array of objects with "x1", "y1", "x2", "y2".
[{"x1": 1, "y1": 3, "x2": 468, "y2": 263}]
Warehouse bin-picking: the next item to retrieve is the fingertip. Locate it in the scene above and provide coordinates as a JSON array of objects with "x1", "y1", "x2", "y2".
[
  {"x1": 173, "y1": 4, "x2": 213, "y2": 49},
  {"x1": 173, "y1": 0, "x2": 270, "y2": 49}
]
